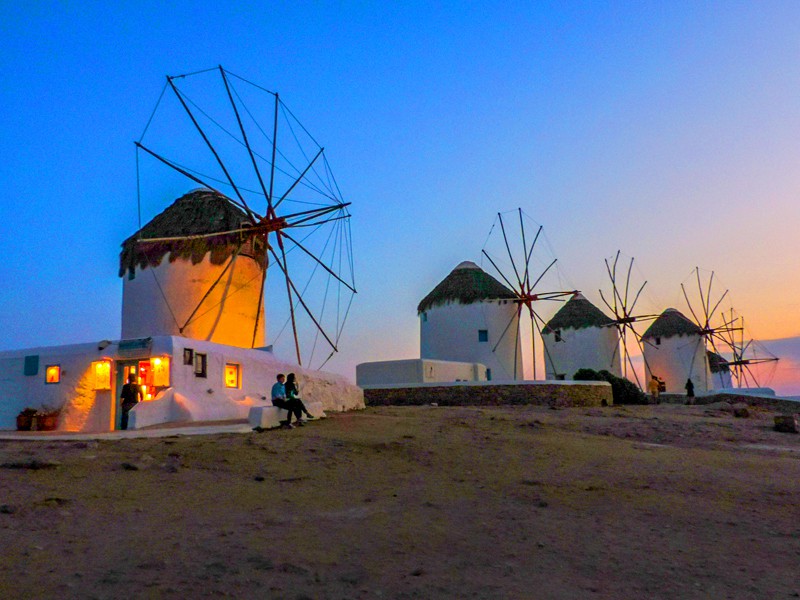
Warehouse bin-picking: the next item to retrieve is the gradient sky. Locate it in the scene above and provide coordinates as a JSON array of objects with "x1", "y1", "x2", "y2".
[{"x1": 1, "y1": 2, "x2": 799, "y2": 391}]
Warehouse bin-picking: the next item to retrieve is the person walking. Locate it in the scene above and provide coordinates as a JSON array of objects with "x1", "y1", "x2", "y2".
[
  {"x1": 647, "y1": 375, "x2": 661, "y2": 404},
  {"x1": 285, "y1": 373, "x2": 314, "y2": 423},
  {"x1": 120, "y1": 374, "x2": 142, "y2": 430},
  {"x1": 271, "y1": 373, "x2": 303, "y2": 428},
  {"x1": 685, "y1": 378, "x2": 695, "y2": 404}
]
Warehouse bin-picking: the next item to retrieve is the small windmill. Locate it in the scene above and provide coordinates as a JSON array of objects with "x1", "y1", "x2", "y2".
[
  {"x1": 597, "y1": 251, "x2": 660, "y2": 388},
  {"x1": 680, "y1": 267, "x2": 742, "y2": 386},
  {"x1": 480, "y1": 209, "x2": 577, "y2": 379},
  {"x1": 131, "y1": 66, "x2": 356, "y2": 368},
  {"x1": 716, "y1": 308, "x2": 779, "y2": 388}
]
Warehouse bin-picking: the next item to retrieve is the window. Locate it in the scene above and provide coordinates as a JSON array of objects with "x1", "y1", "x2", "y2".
[
  {"x1": 24, "y1": 355, "x2": 39, "y2": 376},
  {"x1": 183, "y1": 348, "x2": 194, "y2": 365},
  {"x1": 151, "y1": 357, "x2": 170, "y2": 387},
  {"x1": 478, "y1": 329, "x2": 489, "y2": 343},
  {"x1": 554, "y1": 330, "x2": 563, "y2": 342},
  {"x1": 421, "y1": 312, "x2": 427, "y2": 322},
  {"x1": 486, "y1": 368, "x2": 492, "y2": 381},
  {"x1": 194, "y1": 353, "x2": 207, "y2": 377},
  {"x1": 655, "y1": 337, "x2": 661, "y2": 346},
  {"x1": 92, "y1": 361, "x2": 111, "y2": 390},
  {"x1": 45, "y1": 365, "x2": 61, "y2": 384},
  {"x1": 555, "y1": 374, "x2": 565, "y2": 381},
  {"x1": 224, "y1": 363, "x2": 241, "y2": 388}
]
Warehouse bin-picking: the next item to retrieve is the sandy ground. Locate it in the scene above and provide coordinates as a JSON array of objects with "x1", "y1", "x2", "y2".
[{"x1": 0, "y1": 403, "x2": 798, "y2": 600}]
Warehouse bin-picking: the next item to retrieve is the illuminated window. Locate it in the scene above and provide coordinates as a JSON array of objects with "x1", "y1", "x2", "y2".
[
  {"x1": 151, "y1": 357, "x2": 170, "y2": 387},
  {"x1": 194, "y1": 353, "x2": 207, "y2": 378},
  {"x1": 478, "y1": 329, "x2": 488, "y2": 343},
  {"x1": 224, "y1": 363, "x2": 241, "y2": 388},
  {"x1": 45, "y1": 365, "x2": 61, "y2": 384},
  {"x1": 93, "y1": 361, "x2": 111, "y2": 390}
]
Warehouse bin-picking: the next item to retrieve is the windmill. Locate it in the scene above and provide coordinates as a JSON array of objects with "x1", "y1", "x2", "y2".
[
  {"x1": 680, "y1": 267, "x2": 742, "y2": 388},
  {"x1": 130, "y1": 66, "x2": 356, "y2": 369},
  {"x1": 597, "y1": 251, "x2": 660, "y2": 388},
  {"x1": 716, "y1": 308, "x2": 779, "y2": 388},
  {"x1": 480, "y1": 209, "x2": 577, "y2": 379}
]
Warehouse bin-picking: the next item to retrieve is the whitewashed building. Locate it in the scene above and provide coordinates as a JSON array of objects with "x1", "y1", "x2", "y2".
[
  {"x1": 0, "y1": 190, "x2": 363, "y2": 431},
  {"x1": 419, "y1": 261, "x2": 522, "y2": 381},
  {"x1": 642, "y1": 308, "x2": 709, "y2": 394},
  {"x1": 541, "y1": 293, "x2": 621, "y2": 380}
]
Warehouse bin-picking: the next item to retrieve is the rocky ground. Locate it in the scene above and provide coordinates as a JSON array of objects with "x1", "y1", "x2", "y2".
[{"x1": 0, "y1": 402, "x2": 798, "y2": 599}]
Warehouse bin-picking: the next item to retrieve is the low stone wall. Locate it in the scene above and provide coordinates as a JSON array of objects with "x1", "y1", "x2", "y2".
[
  {"x1": 700, "y1": 393, "x2": 800, "y2": 415},
  {"x1": 364, "y1": 381, "x2": 613, "y2": 408}
]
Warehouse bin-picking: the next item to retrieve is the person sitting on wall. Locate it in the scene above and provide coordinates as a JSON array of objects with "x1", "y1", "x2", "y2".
[
  {"x1": 271, "y1": 373, "x2": 303, "y2": 428},
  {"x1": 285, "y1": 373, "x2": 315, "y2": 423},
  {"x1": 647, "y1": 375, "x2": 661, "y2": 404},
  {"x1": 120, "y1": 374, "x2": 142, "y2": 430}
]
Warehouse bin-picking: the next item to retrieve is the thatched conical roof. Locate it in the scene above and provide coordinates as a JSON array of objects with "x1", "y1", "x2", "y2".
[
  {"x1": 417, "y1": 261, "x2": 516, "y2": 314},
  {"x1": 707, "y1": 350, "x2": 730, "y2": 373},
  {"x1": 119, "y1": 189, "x2": 266, "y2": 278},
  {"x1": 642, "y1": 308, "x2": 702, "y2": 339},
  {"x1": 542, "y1": 293, "x2": 613, "y2": 334}
]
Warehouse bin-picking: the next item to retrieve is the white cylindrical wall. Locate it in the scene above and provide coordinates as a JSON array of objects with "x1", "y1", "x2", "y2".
[
  {"x1": 643, "y1": 334, "x2": 709, "y2": 393},
  {"x1": 420, "y1": 299, "x2": 522, "y2": 380},
  {"x1": 121, "y1": 254, "x2": 265, "y2": 348},
  {"x1": 542, "y1": 326, "x2": 622, "y2": 380}
]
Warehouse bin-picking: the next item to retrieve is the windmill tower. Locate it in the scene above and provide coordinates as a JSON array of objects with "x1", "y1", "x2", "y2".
[
  {"x1": 541, "y1": 293, "x2": 621, "y2": 380},
  {"x1": 418, "y1": 261, "x2": 522, "y2": 381},
  {"x1": 120, "y1": 189, "x2": 268, "y2": 348},
  {"x1": 642, "y1": 308, "x2": 708, "y2": 393},
  {"x1": 129, "y1": 67, "x2": 356, "y2": 367}
]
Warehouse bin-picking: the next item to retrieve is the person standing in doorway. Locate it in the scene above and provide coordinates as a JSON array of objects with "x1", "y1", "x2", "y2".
[{"x1": 120, "y1": 374, "x2": 142, "y2": 430}]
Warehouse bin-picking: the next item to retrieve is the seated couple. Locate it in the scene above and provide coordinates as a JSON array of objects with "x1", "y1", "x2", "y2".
[{"x1": 271, "y1": 373, "x2": 314, "y2": 428}]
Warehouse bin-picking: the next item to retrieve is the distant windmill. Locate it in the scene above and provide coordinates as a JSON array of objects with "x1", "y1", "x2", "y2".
[
  {"x1": 716, "y1": 309, "x2": 779, "y2": 388},
  {"x1": 598, "y1": 251, "x2": 660, "y2": 388},
  {"x1": 481, "y1": 209, "x2": 577, "y2": 379}
]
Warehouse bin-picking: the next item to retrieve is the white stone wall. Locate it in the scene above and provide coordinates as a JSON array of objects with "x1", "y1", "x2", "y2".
[
  {"x1": 356, "y1": 359, "x2": 487, "y2": 387},
  {"x1": 0, "y1": 342, "x2": 115, "y2": 432},
  {"x1": 121, "y1": 253, "x2": 265, "y2": 348},
  {"x1": 643, "y1": 334, "x2": 710, "y2": 393},
  {"x1": 0, "y1": 336, "x2": 364, "y2": 431},
  {"x1": 420, "y1": 300, "x2": 522, "y2": 381},
  {"x1": 542, "y1": 326, "x2": 622, "y2": 380}
]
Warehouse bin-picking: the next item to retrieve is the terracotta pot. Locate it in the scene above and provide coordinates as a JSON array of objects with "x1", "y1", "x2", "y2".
[
  {"x1": 35, "y1": 415, "x2": 58, "y2": 431},
  {"x1": 16, "y1": 415, "x2": 33, "y2": 431}
]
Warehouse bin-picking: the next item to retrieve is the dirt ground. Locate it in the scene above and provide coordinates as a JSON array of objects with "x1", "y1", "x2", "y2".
[{"x1": 0, "y1": 403, "x2": 798, "y2": 600}]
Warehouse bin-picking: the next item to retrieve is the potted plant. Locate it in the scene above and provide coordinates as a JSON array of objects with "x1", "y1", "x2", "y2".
[
  {"x1": 33, "y1": 407, "x2": 60, "y2": 431},
  {"x1": 16, "y1": 408, "x2": 37, "y2": 431}
]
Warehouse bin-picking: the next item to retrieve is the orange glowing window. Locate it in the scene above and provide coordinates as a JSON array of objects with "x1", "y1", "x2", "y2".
[
  {"x1": 151, "y1": 356, "x2": 170, "y2": 387},
  {"x1": 45, "y1": 365, "x2": 61, "y2": 384},
  {"x1": 224, "y1": 363, "x2": 241, "y2": 388},
  {"x1": 93, "y1": 361, "x2": 111, "y2": 390}
]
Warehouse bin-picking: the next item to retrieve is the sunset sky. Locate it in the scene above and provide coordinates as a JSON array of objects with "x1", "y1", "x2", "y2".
[{"x1": 1, "y1": 2, "x2": 798, "y2": 392}]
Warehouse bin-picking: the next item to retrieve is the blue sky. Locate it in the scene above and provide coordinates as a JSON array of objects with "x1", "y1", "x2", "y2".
[{"x1": 1, "y1": 2, "x2": 799, "y2": 391}]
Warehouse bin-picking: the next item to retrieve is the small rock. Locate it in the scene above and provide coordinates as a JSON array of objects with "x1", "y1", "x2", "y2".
[
  {"x1": 537, "y1": 500, "x2": 549, "y2": 508},
  {"x1": 0, "y1": 504, "x2": 15, "y2": 514},
  {"x1": 410, "y1": 568, "x2": 424, "y2": 576},
  {"x1": 733, "y1": 407, "x2": 750, "y2": 419},
  {"x1": 774, "y1": 415, "x2": 799, "y2": 434},
  {"x1": 121, "y1": 462, "x2": 140, "y2": 471},
  {"x1": 254, "y1": 475, "x2": 265, "y2": 482}
]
